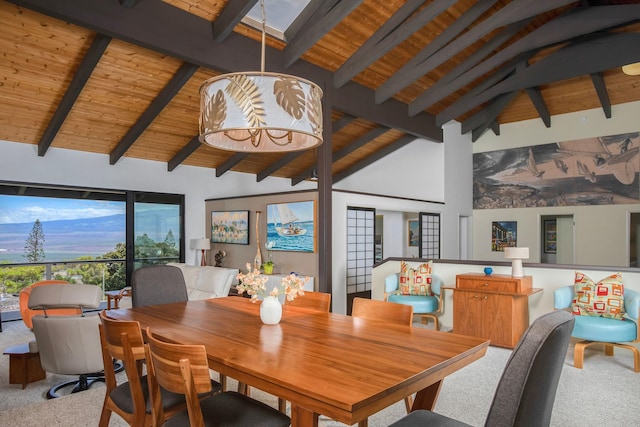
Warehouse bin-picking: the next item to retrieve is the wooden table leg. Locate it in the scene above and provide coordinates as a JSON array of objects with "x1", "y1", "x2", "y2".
[
  {"x1": 290, "y1": 404, "x2": 319, "y2": 427},
  {"x1": 411, "y1": 380, "x2": 443, "y2": 411}
]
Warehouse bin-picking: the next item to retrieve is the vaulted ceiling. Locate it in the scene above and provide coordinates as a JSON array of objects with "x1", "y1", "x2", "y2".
[{"x1": 1, "y1": 0, "x2": 639, "y2": 185}]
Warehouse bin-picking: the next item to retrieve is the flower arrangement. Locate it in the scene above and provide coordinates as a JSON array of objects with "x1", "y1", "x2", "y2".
[
  {"x1": 262, "y1": 241, "x2": 276, "y2": 268},
  {"x1": 236, "y1": 263, "x2": 308, "y2": 302}
]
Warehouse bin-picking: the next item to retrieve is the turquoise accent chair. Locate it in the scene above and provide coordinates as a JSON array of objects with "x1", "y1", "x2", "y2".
[
  {"x1": 554, "y1": 286, "x2": 639, "y2": 372},
  {"x1": 384, "y1": 273, "x2": 442, "y2": 330}
]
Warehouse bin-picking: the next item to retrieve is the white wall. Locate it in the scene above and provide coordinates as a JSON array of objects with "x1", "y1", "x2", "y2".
[
  {"x1": 0, "y1": 140, "x2": 314, "y2": 265},
  {"x1": 331, "y1": 125, "x2": 474, "y2": 313},
  {"x1": 472, "y1": 101, "x2": 640, "y2": 266}
]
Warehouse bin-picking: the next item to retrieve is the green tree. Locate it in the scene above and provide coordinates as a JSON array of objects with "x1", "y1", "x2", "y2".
[
  {"x1": 23, "y1": 219, "x2": 45, "y2": 262},
  {"x1": 100, "y1": 242, "x2": 126, "y2": 291},
  {"x1": 160, "y1": 229, "x2": 179, "y2": 258}
]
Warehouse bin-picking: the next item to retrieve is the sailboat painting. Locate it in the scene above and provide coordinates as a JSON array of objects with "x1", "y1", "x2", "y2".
[{"x1": 266, "y1": 201, "x2": 315, "y2": 252}]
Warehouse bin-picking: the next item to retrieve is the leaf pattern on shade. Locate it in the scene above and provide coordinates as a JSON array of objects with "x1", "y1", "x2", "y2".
[
  {"x1": 307, "y1": 85, "x2": 323, "y2": 136},
  {"x1": 224, "y1": 75, "x2": 266, "y2": 128},
  {"x1": 201, "y1": 89, "x2": 227, "y2": 133},
  {"x1": 274, "y1": 77, "x2": 305, "y2": 120}
]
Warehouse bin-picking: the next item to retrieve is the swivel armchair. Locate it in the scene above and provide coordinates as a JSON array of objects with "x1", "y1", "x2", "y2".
[{"x1": 28, "y1": 283, "x2": 105, "y2": 398}]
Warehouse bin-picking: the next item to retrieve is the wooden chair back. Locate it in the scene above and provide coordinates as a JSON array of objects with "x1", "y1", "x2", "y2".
[
  {"x1": 98, "y1": 310, "x2": 147, "y2": 427},
  {"x1": 285, "y1": 291, "x2": 331, "y2": 312},
  {"x1": 145, "y1": 327, "x2": 213, "y2": 427},
  {"x1": 351, "y1": 297, "x2": 414, "y2": 326}
]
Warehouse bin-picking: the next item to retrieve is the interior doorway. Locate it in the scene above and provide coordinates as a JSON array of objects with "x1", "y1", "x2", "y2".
[{"x1": 540, "y1": 215, "x2": 574, "y2": 264}]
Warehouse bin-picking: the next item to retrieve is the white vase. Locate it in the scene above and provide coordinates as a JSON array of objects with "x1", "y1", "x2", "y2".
[{"x1": 260, "y1": 296, "x2": 282, "y2": 325}]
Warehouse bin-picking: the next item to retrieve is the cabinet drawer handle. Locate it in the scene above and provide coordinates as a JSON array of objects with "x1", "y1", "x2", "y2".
[
  {"x1": 482, "y1": 283, "x2": 489, "y2": 287},
  {"x1": 483, "y1": 295, "x2": 488, "y2": 300}
]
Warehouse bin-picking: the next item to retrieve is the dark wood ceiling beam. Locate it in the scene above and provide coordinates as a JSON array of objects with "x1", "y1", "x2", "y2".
[
  {"x1": 525, "y1": 87, "x2": 551, "y2": 128},
  {"x1": 437, "y1": 32, "x2": 640, "y2": 126},
  {"x1": 10, "y1": 0, "x2": 441, "y2": 142},
  {"x1": 334, "y1": 0, "x2": 455, "y2": 88},
  {"x1": 466, "y1": 92, "x2": 518, "y2": 142},
  {"x1": 282, "y1": 0, "x2": 362, "y2": 68},
  {"x1": 407, "y1": 20, "x2": 532, "y2": 116},
  {"x1": 213, "y1": 0, "x2": 257, "y2": 42},
  {"x1": 110, "y1": 62, "x2": 198, "y2": 165},
  {"x1": 333, "y1": 135, "x2": 415, "y2": 183},
  {"x1": 489, "y1": 121, "x2": 500, "y2": 136},
  {"x1": 410, "y1": 4, "x2": 640, "y2": 113},
  {"x1": 375, "y1": 0, "x2": 499, "y2": 103},
  {"x1": 377, "y1": 0, "x2": 574, "y2": 105},
  {"x1": 168, "y1": 135, "x2": 201, "y2": 171},
  {"x1": 119, "y1": 0, "x2": 137, "y2": 7},
  {"x1": 37, "y1": 33, "x2": 111, "y2": 156},
  {"x1": 256, "y1": 114, "x2": 356, "y2": 182},
  {"x1": 590, "y1": 72, "x2": 612, "y2": 119},
  {"x1": 291, "y1": 126, "x2": 389, "y2": 186},
  {"x1": 216, "y1": 153, "x2": 249, "y2": 177}
]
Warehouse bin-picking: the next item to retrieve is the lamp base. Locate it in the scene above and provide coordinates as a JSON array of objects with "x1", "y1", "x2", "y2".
[
  {"x1": 200, "y1": 249, "x2": 207, "y2": 266},
  {"x1": 511, "y1": 259, "x2": 524, "y2": 277}
]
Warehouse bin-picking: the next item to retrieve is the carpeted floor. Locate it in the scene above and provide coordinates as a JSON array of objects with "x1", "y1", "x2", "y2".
[{"x1": 1, "y1": 318, "x2": 638, "y2": 426}]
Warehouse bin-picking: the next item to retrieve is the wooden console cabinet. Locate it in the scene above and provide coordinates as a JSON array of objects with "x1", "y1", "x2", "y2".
[{"x1": 449, "y1": 273, "x2": 542, "y2": 349}]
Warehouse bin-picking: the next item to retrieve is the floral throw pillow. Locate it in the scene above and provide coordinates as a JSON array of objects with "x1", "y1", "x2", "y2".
[{"x1": 572, "y1": 271, "x2": 625, "y2": 320}]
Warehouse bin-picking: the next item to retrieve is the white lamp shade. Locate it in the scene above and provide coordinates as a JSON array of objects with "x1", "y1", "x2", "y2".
[
  {"x1": 190, "y1": 238, "x2": 211, "y2": 250},
  {"x1": 199, "y1": 72, "x2": 323, "y2": 152},
  {"x1": 504, "y1": 247, "x2": 529, "y2": 259}
]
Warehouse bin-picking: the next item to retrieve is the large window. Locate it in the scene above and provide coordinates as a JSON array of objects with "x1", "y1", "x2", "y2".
[{"x1": 0, "y1": 182, "x2": 184, "y2": 301}]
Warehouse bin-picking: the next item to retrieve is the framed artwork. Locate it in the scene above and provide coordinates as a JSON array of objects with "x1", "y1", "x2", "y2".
[
  {"x1": 266, "y1": 201, "x2": 316, "y2": 252},
  {"x1": 544, "y1": 220, "x2": 557, "y2": 253},
  {"x1": 491, "y1": 221, "x2": 517, "y2": 252},
  {"x1": 211, "y1": 210, "x2": 249, "y2": 244},
  {"x1": 408, "y1": 220, "x2": 419, "y2": 247}
]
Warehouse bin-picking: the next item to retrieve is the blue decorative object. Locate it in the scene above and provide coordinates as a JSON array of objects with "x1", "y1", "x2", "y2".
[{"x1": 484, "y1": 267, "x2": 493, "y2": 275}]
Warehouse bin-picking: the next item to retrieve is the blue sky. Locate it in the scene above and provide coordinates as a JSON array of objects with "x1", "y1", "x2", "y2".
[{"x1": 0, "y1": 195, "x2": 125, "y2": 224}]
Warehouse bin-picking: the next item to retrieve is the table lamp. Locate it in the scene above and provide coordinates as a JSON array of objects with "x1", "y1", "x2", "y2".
[
  {"x1": 504, "y1": 247, "x2": 529, "y2": 277},
  {"x1": 191, "y1": 238, "x2": 211, "y2": 266}
]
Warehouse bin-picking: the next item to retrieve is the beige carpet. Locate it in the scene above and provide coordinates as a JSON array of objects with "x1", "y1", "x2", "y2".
[{"x1": 1, "y1": 319, "x2": 638, "y2": 426}]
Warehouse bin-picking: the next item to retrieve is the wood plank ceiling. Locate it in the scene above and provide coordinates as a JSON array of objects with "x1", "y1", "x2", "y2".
[{"x1": 1, "y1": 0, "x2": 639, "y2": 184}]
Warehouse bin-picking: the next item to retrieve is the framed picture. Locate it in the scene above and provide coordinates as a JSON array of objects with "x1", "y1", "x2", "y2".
[
  {"x1": 544, "y1": 220, "x2": 557, "y2": 253},
  {"x1": 211, "y1": 210, "x2": 249, "y2": 244},
  {"x1": 408, "y1": 220, "x2": 419, "y2": 247},
  {"x1": 266, "y1": 201, "x2": 316, "y2": 252},
  {"x1": 491, "y1": 221, "x2": 517, "y2": 252}
]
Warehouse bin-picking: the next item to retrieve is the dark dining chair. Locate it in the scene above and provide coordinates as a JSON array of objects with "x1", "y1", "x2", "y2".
[
  {"x1": 388, "y1": 310, "x2": 575, "y2": 427},
  {"x1": 144, "y1": 327, "x2": 291, "y2": 427},
  {"x1": 131, "y1": 265, "x2": 188, "y2": 308}
]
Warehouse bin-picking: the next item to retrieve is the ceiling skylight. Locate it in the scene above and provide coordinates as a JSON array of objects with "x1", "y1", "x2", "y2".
[{"x1": 242, "y1": 0, "x2": 311, "y2": 41}]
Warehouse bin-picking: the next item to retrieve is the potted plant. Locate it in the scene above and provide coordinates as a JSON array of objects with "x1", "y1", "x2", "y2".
[{"x1": 262, "y1": 241, "x2": 276, "y2": 274}]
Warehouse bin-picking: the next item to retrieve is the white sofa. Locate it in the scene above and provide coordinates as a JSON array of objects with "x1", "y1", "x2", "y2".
[{"x1": 167, "y1": 263, "x2": 239, "y2": 300}]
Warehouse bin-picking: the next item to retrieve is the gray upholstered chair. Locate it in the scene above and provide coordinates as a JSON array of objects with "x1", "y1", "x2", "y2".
[
  {"x1": 131, "y1": 265, "x2": 188, "y2": 308},
  {"x1": 389, "y1": 310, "x2": 575, "y2": 427},
  {"x1": 28, "y1": 283, "x2": 105, "y2": 398}
]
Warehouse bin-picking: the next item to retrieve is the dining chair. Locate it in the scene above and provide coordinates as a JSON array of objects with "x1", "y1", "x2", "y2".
[
  {"x1": 131, "y1": 265, "x2": 188, "y2": 308},
  {"x1": 388, "y1": 310, "x2": 575, "y2": 427},
  {"x1": 98, "y1": 311, "x2": 222, "y2": 427},
  {"x1": 284, "y1": 290, "x2": 331, "y2": 312},
  {"x1": 144, "y1": 327, "x2": 291, "y2": 427},
  {"x1": 351, "y1": 297, "x2": 414, "y2": 426}
]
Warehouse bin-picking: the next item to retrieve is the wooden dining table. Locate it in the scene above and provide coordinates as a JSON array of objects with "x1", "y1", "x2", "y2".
[{"x1": 107, "y1": 297, "x2": 489, "y2": 427}]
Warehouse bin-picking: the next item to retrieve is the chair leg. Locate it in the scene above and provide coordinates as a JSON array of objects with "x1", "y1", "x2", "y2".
[
  {"x1": 420, "y1": 314, "x2": 439, "y2": 331},
  {"x1": 278, "y1": 397, "x2": 287, "y2": 413},
  {"x1": 358, "y1": 419, "x2": 368, "y2": 427},
  {"x1": 574, "y1": 340, "x2": 639, "y2": 372}
]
